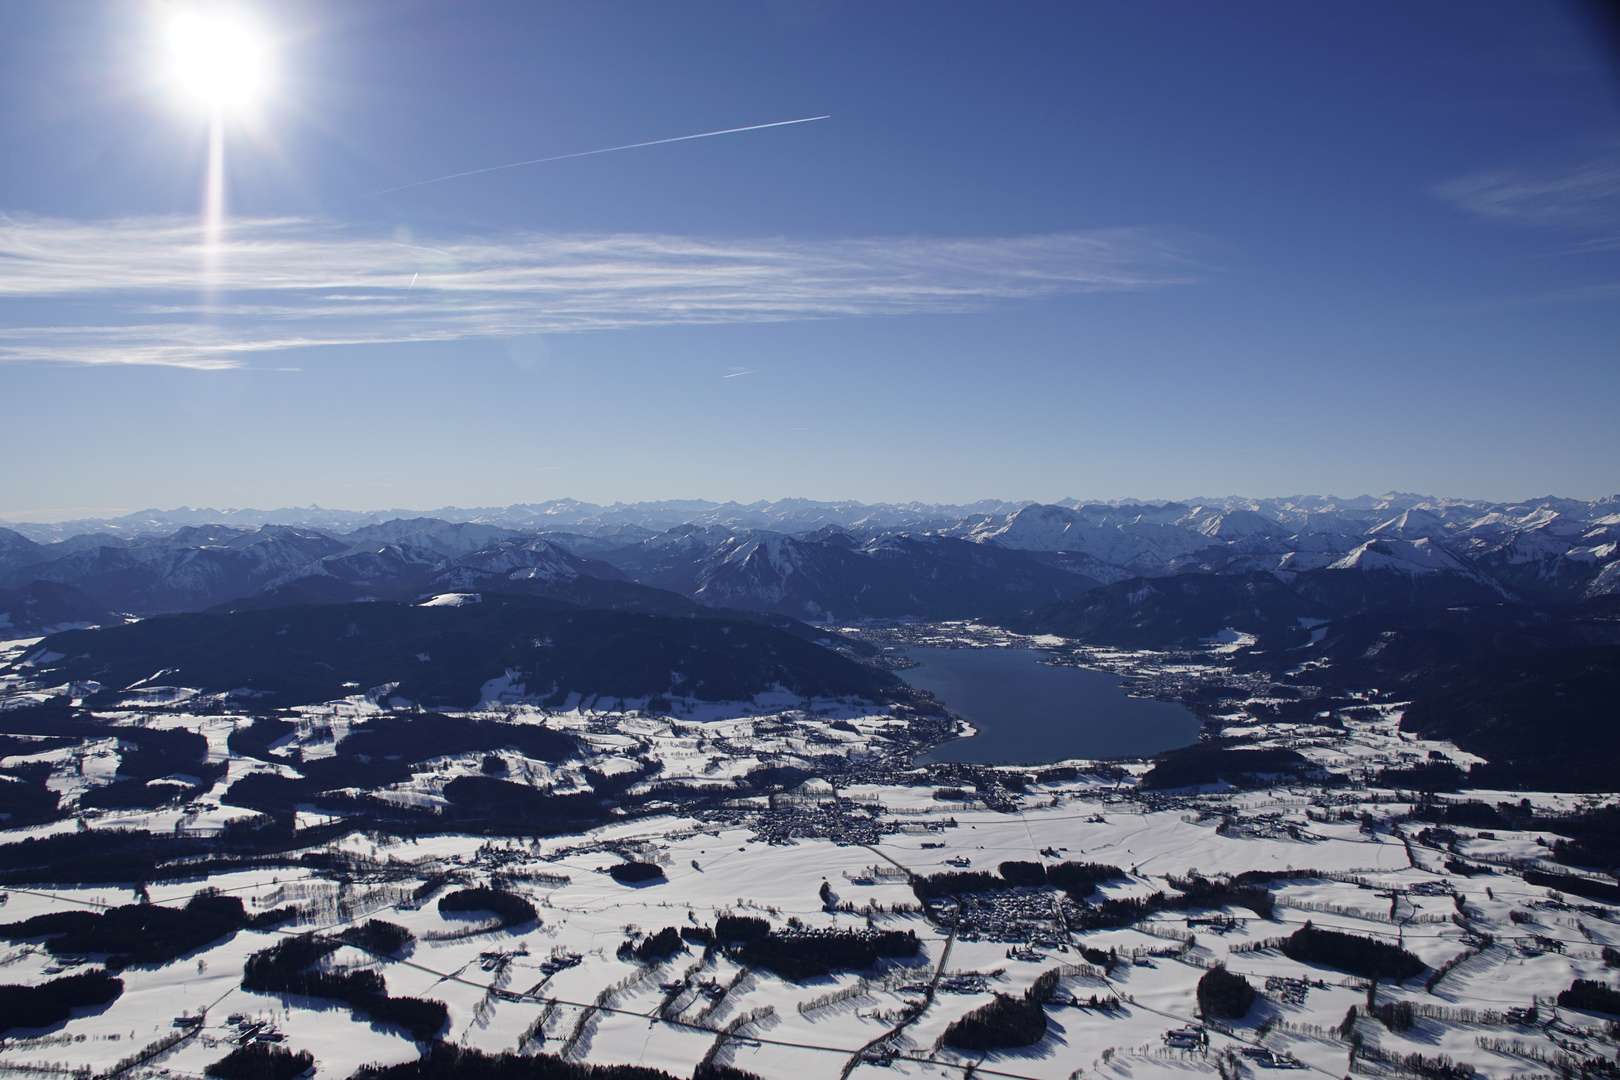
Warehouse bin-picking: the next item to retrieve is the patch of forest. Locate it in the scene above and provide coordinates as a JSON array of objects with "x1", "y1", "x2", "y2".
[
  {"x1": 241, "y1": 934, "x2": 448, "y2": 1042},
  {"x1": 1196, "y1": 966, "x2": 1256, "y2": 1019},
  {"x1": 352, "y1": 1043, "x2": 721, "y2": 1080},
  {"x1": 0, "y1": 822, "x2": 344, "y2": 886},
  {"x1": 205, "y1": 1043, "x2": 315, "y2": 1080},
  {"x1": 0, "y1": 762, "x2": 64, "y2": 827},
  {"x1": 1521, "y1": 870, "x2": 1620, "y2": 905},
  {"x1": 0, "y1": 889, "x2": 285, "y2": 967},
  {"x1": 437, "y1": 887, "x2": 537, "y2": 928},
  {"x1": 338, "y1": 920, "x2": 414, "y2": 955},
  {"x1": 0, "y1": 969, "x2": 123, "y2": 1035},
  {"x1": 1558, "y1": 979, "x2": 1620, "y2": 1016},
  {"x1": 712, "y1": 915, "x2": 919, "y2": 981},
  {"x1": 1141, "y1": 746, "x2": 1313, "y2": 790},
  {"x1": 1279, "y1": 923, "x2": 1425, "y2": 982},
  {"x1": 911, "y1": 860, "x2": 1125, "y2": 904},
  {"x1": 941, "y1": 971, "x2": 1055, "y2": 1051},
  {"x1": 620, "y1": 927, "x2": 685, "y2": 963}
]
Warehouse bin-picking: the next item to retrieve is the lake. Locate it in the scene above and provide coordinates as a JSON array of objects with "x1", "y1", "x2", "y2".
[{"x1": 903, "y1": 646, "x2": 1201, "y2": 765}]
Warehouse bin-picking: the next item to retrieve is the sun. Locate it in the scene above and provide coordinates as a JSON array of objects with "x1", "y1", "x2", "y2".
[{"x1": 167, "y1": 10, "x2": 271, "y2": 113}]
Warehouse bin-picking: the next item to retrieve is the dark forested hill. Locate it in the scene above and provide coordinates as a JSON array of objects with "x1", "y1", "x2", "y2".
[
  {"x1": 20, "y1": 594, "x2": 900, "y2": 709},
  {"x1": 0, "y1": 580, "x2": 115, "y2": 636},
  {"x1": 995, "y1": 572, "x2": 1324, "y2": 648},
  {"x1": 1397, "y1": 644, "x2": 1620, "y2": 791},
  {"x1": 998, "y1": 574, "x2": 1620, "y2": 791},
  {"x1": 995, "y1": 568, "x2": 1516, "y2": 650}
]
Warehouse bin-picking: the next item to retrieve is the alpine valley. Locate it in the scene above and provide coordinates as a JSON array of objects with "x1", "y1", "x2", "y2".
[{"x1": 1, "y1": 494, "x2": 1618, "y2": 1080}]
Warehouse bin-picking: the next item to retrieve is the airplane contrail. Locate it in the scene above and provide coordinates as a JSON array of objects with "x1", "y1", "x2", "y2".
[{"x1": 352, "y1": 115, "x2": 831, "y2": 201}]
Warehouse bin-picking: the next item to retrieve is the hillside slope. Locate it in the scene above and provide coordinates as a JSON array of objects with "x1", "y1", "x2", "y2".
[{"x1": 20, "y1": 594, "x2": 900, "y2": 709}]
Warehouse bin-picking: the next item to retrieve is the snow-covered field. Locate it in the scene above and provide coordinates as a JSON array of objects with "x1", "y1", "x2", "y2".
[
  {"x1": 1, "y1": 633, "x2": 1617, "y2": 1080},
  {"x1": 4, "y1": 776, "x2": 1617, "y2": 1079}
]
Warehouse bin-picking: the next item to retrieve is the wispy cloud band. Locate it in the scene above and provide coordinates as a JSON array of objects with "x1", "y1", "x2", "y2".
[
  {"x1": 0, "y1": 215, "x2": 1198, "y2": 369},
  {"x1": 1435, "y1": 150, "x2": 1620, "y2": 230}
]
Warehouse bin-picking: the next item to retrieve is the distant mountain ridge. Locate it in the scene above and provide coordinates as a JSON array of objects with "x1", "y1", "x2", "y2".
[
  {"x1": 7, "y1": 493, "x2": 1620, "y2": 792},
  {"x1": 10, "y1": 492, "x2": 1616, "y2": 542},
  {"x1": 1, "y1": 493, "x2": 1617, "y2": 631}
]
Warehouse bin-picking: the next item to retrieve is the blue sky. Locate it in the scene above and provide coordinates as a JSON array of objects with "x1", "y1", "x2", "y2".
[{"x1": 2, "y1": 1, "x2": 1618, "y2": 519}]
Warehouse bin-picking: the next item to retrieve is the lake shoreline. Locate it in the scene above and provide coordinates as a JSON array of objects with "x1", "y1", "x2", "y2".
[{"x1": 903, "y1": 645, "x2": 1202, "y2": 766}]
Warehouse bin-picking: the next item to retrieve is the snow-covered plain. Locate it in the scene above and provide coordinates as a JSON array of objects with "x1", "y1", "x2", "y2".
[{"x1": 1, "y1": 637, "x2": 1617, "y2": 1080}]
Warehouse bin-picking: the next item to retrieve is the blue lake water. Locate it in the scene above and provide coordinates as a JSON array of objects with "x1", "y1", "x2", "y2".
[{"x1": 903, "y1": 647, "x2": 1202, "y2": 765}]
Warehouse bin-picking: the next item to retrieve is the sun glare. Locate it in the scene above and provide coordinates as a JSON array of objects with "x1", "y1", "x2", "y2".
[{"x1": 168, "y1": 11, "x2": 270, "y2": 112}]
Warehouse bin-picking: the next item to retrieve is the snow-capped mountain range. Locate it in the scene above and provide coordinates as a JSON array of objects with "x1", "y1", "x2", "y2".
[{"x1": 1, "y1": 493, "x2": 1617, "y2": 632}]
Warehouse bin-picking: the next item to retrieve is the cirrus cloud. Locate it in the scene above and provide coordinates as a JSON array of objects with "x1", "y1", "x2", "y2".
[
  {"x1": 0, "y1": 215, "x2": 1201, "y2": 369},
  {"x1": 1435, "y1": 150, "x2": 1620, "y2": 232}
]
